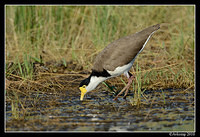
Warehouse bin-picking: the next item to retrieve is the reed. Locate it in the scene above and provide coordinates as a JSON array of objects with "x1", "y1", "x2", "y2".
[{"x1": 6, "y1": 5, "x2": 194, "y2": 94}]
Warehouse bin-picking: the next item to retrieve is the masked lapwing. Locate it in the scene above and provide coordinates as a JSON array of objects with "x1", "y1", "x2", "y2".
[{"x1": 79, "y1": 24, "x2": 160, "y2": 101}]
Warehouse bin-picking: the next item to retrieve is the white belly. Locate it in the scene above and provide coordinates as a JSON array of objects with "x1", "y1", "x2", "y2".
[{"x1": 107, "y1": 59, "x2": 135, "y2": 77}]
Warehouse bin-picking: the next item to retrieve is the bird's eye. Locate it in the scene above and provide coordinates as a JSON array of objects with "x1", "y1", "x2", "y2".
[{"x1": 83, "y1": 85, "x2": 86, "y2": 88}]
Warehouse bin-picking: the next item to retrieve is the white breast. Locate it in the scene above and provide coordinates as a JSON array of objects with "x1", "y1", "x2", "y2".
[{"x1": 107, "y1": 59, "x2": 134, "y2": 77}]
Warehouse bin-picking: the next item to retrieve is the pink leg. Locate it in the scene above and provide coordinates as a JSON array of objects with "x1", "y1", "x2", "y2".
[
  {"x1": 123, "y1": 75, "x2": 134, "y2": 99},
  {"x1": 113, "y1": 85, "x2": 127, "y2": 101},
  {"x1": 113, "y1": 75, "x2": 134, "y2": 101}
]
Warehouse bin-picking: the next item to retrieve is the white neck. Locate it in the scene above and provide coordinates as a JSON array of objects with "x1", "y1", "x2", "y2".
[{"x1": 86, "y1": 76, "x2": 108, "y2": 93}]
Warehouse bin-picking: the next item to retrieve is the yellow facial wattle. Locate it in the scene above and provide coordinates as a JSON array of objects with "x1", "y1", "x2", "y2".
[{"x1": 79, "y1": 86, "x2": 87, "y2": 101}]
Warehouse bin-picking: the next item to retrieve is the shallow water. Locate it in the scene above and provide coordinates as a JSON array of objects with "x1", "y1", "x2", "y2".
[{"x1": 6, "y1": 88, "x2": 194, "y2": 132}]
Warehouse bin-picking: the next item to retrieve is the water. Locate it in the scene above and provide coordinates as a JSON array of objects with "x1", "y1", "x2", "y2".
[{"x1": 6, "y1": 88, "x2": 194, "y2": 131}]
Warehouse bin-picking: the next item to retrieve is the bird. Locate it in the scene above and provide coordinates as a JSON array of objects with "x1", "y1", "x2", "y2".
[{"x1": 79, "y1": 24, "x2": 160, "y2": 101}]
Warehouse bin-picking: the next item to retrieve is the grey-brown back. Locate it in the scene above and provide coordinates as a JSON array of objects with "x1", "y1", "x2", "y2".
[{"x1": 93, "y1": 24, "x2": 160, "y2": 72}]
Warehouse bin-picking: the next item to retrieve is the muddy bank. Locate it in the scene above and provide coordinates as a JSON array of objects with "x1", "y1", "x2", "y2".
[
  {"x1": 5, "y1": 61, "x2": 194, "y2": 131},
  {"x1": 6, "y1": 85, "x2": 194, "y2": 131}
]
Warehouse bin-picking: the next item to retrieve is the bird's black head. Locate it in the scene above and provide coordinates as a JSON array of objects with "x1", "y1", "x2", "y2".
[{"x1": 79, "y1": 75, "x2": 91, "y2": 87}]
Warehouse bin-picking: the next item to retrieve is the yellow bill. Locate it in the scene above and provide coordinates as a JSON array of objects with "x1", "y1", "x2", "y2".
[{"x1": 79, "y1": 86, "x2": 87, "y2": 101}]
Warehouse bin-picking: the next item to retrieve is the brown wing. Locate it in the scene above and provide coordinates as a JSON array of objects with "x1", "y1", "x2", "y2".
[{"x1": 92, "y1": 24, "x2": 160, "y2": 72}]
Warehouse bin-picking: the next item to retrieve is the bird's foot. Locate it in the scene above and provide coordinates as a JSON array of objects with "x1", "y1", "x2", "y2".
[{"x1": 123, "y1": 87, "x2": 130, "y2": 99}]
